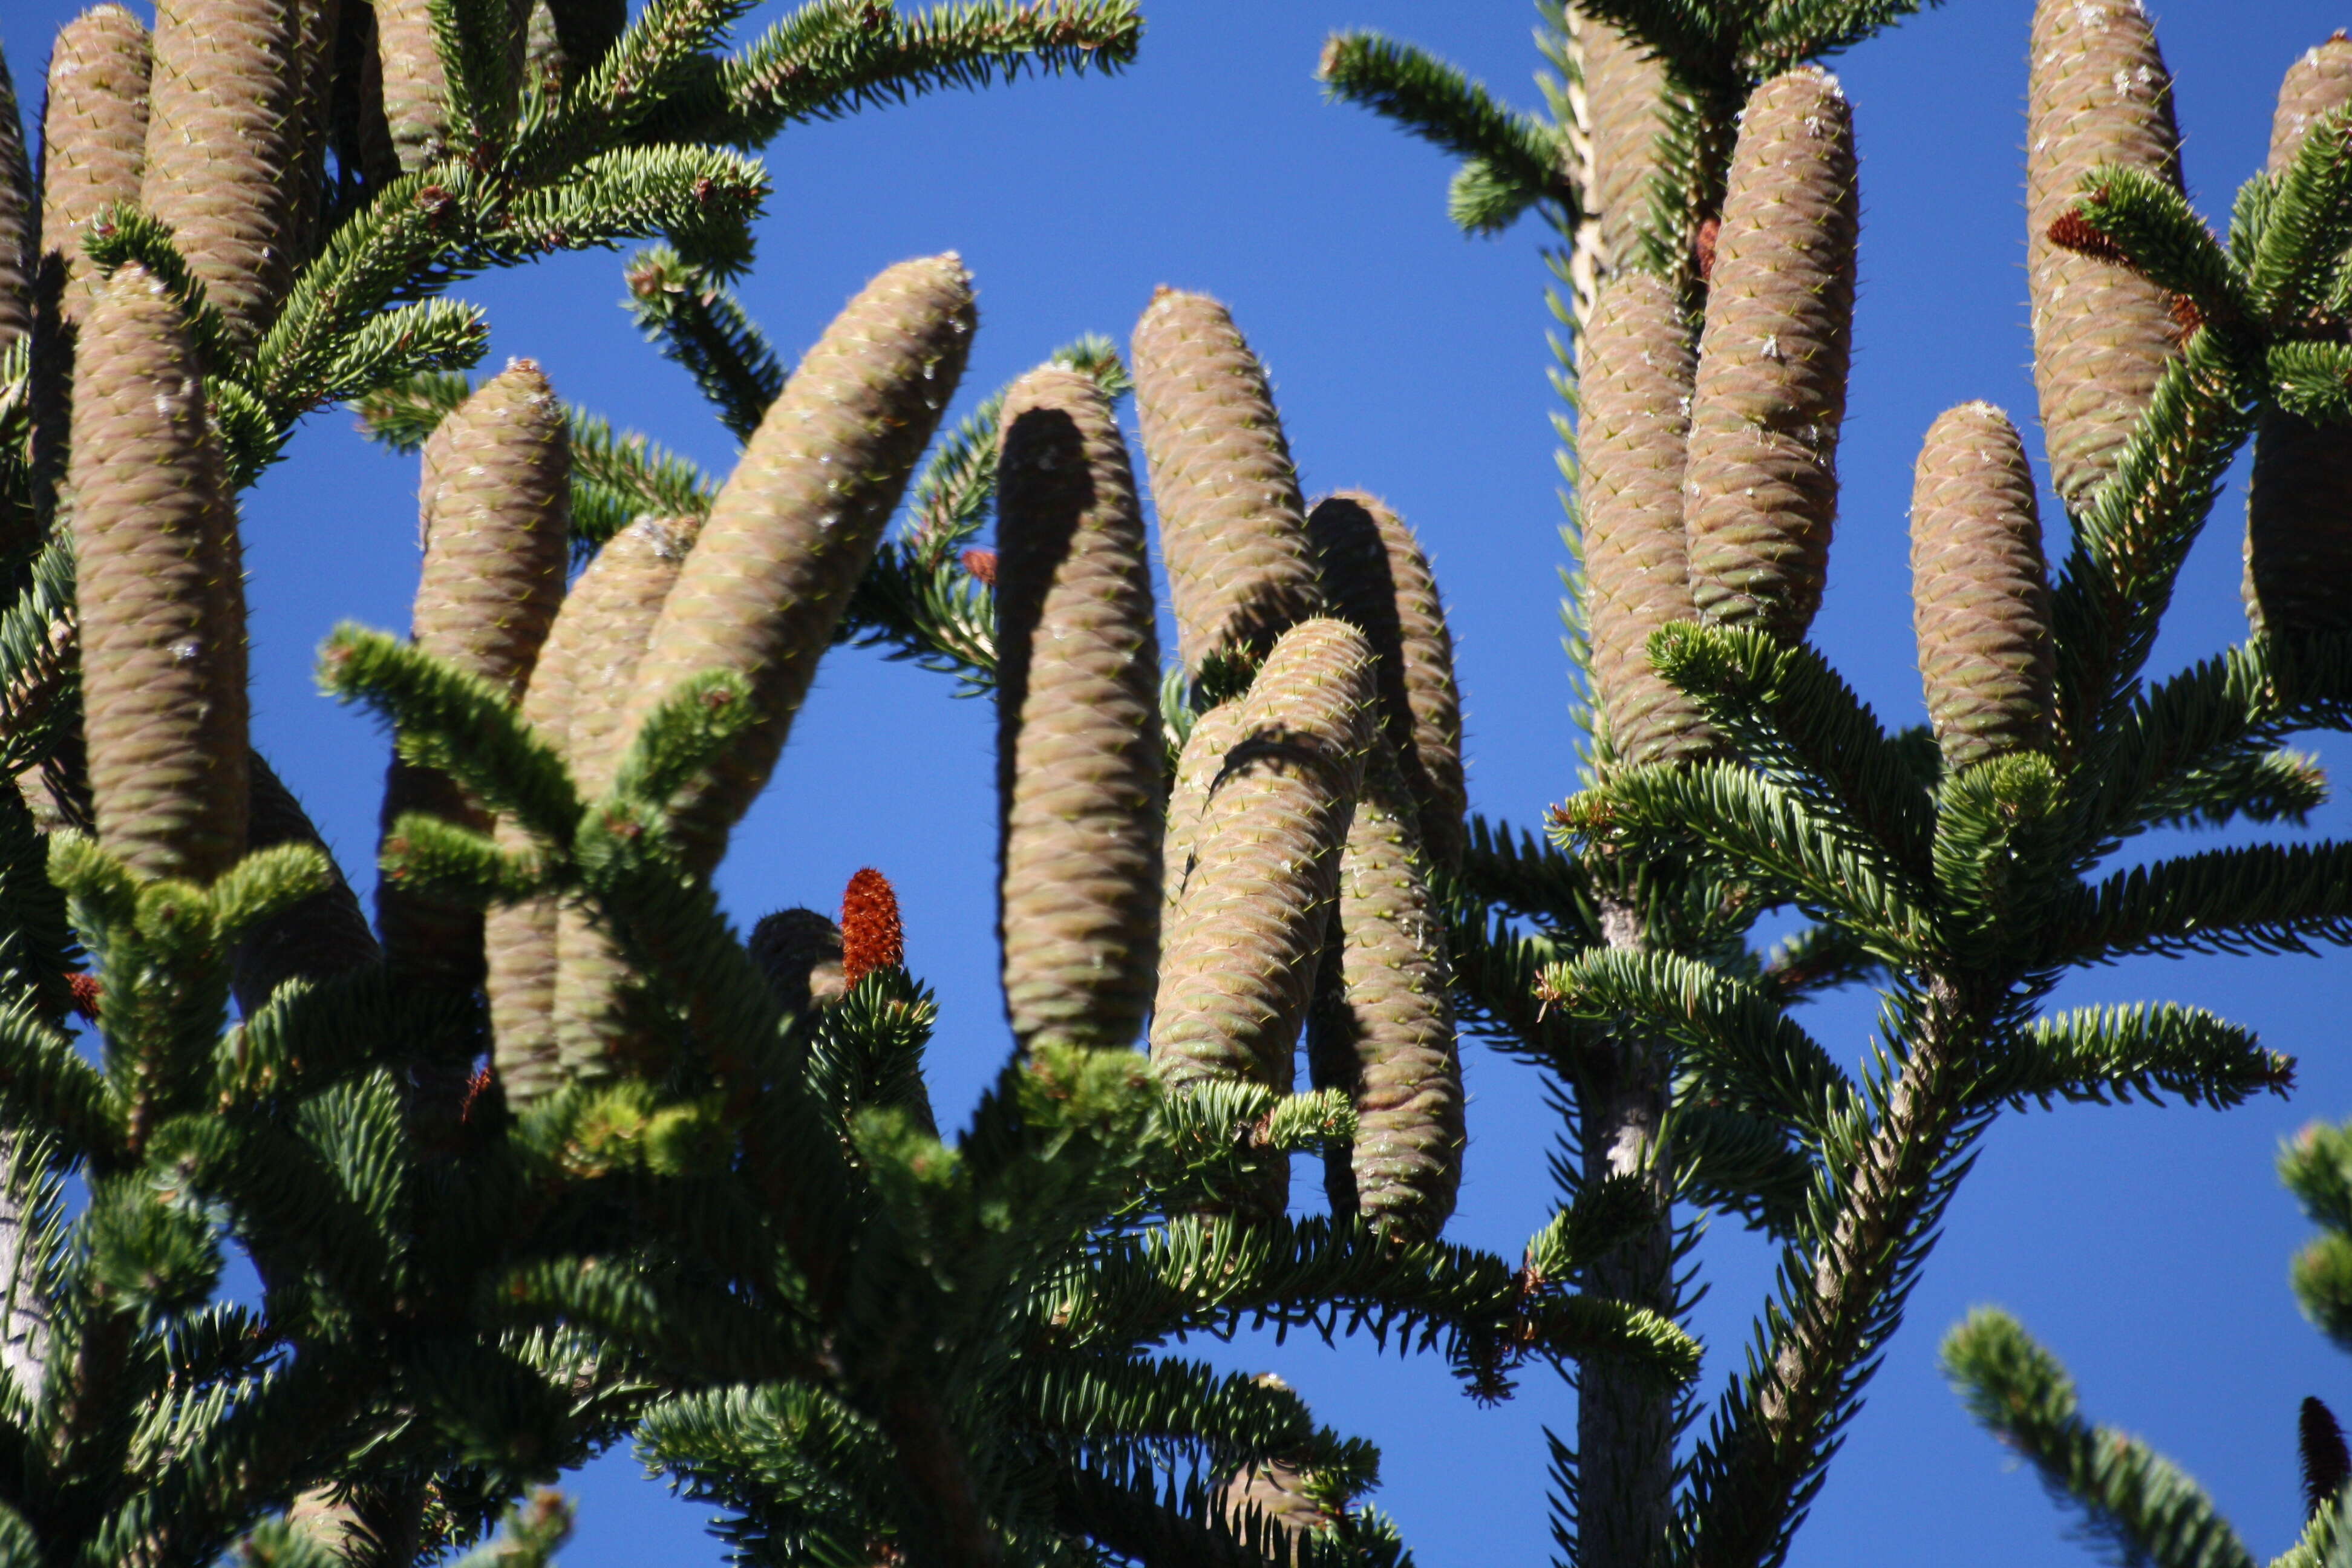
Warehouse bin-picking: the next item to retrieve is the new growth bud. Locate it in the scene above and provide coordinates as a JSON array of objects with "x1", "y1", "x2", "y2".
[
  {"x1": 995, "y1": 365, "x2": 1163, "y2": 1054},
  {"x1": 1683, "y1": 67, "x2": 1858, "y2": 642},
  {"x1": 2026, "y1": 0, "x2": 2182, "y2": 508},
  {"x1": 1132, "y1": 288, "x2": 1325, "y2": 677},
  {"x1": 1910, "y1": 403, "x2": 2054, "y2": 771},
  {"x1": 839, "y1": 867, "x2": 903, "y2": 987}
]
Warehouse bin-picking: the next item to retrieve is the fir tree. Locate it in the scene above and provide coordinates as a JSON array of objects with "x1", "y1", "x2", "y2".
[
  {"x1": 1324, "y1": 3, "x2": 2352, "y2": 1566},
  {"x1": 0, "y1": 0, "x2": 1708, "y2": 1561}
]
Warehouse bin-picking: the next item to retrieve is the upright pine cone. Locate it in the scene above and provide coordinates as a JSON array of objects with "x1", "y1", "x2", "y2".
[
  {"x1": 1576, "y1": 273, "x2": 1714, "y2": 766},
  {"x1": 1161, "y1": 696, "x2": 1247, "y2": 924},
  {"x1": 1151, "y1": 617, "x2": 1373, "y2": 1116},
  {"x1": 1682, "y1": 67, "x2": 1858, "y2": 642},
  {"x1": 2271, "y1": 33, "x2": 2352, "y2": 172},
  {"x1": 1306, "y1": 491, "x2": 1466, "y2": 866},
  {"x1": 39, "y1": 6, "x2": 151, "y2": 317},
  {"x1": 621, "y1": 254, "x2": 974, "y2": 871},
  {"x1": 1306, "y1": 745, "x2": 1461, "y2": 1243},
  {"x1": 378, "y1": 361, "x2": 569, "y2": 992},
  {"x1": 1581, "y1": 14, "x2": 1670, "y2": 276},
  {"x1": 480, "y1": 514, "x2": 694, "y2": 1101},
  {"x1": 1909, "y1": 403, "x2": 2054, "y2": 771},
  {"x1": 2026, "y1": 0, "x2": 2182, "y2": 509},
  {"x1": 232, "y1": 753, "x2": 381, "y2": 1014},
  {"x1": 0, "y1": 44, "x2": 33, "y2": 348},
  {"x1": 371, "y1": 0, "x2": 451, "y2": 170},
  {"x1": 995, "y1": 365, "x2": 1164, "y2": 1053},
  {"x1": 141, "y1": 0, "x2": 312, "y2": 344},
  {"x1": 2246, "y1": 33, "x2": 2352, "y2": 641},
  {"x1": 1132, "y1": 289, "x2": 1325, "y2": 676},
  {"x1": 70, "y1": 264, "x2": 246, "y2": 883},
  {"x1": 748, "y1": 907, "x2": 846, "y2": 1016}
]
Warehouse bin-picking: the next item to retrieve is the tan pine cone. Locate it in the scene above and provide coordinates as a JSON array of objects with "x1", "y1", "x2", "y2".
[
  {"x1": 142, "y1": 0, "x2": 312, "y2": 344},
  {"x1": 377, "y1": 361, "x2": 570, "y2": 992},
  {"x1": 2026, "y1": 0, "x2": 2182, "y2": 509},
  {"x1": 2269, "y1": 32, "x2": 2352, "y2": 174},
  {"x1": 1910, "y1": 403, "x2": 2054, "y2": 771},
  {"x1": 1305, "y1": 491, "x2": 1467, "y2": 865},
  {"x1": 1683, "y1": 67, "x2": 1858, "y2": 642},
  {"x1": 1151, "y1": 619, "x2": 1374, "y2": 1217},
  {"x1": 1582, "y1": 14, "x2": 1669, "y2": 276},
  {"x1": 1161, "y1": 696, "x2": 1247, "y2": 927},
  {"x1": 748, "y1": 907, "x2": 846, "y2": 1017},
  {"x1": 372, "y1": 0, "x2": 451, "y2": 171},
  {"x1": 485, "y1": 517, "x2": 690, "y2": 1093},
  {"x1": 0, "y1": 43, "x2": 33, "y2": 348},
  {"x1": 491, "y1": 515, "x2": 694, "y2": 1099},
  {"x1": 1576, "y1": 272, "x2": 1715, "y2": 767},
  {"x1": 70, "y1": 264, "x2": 247, "y2": 884},
  {"x1": 621, "y1": 254, "x2": 974, "y2": 873},
  {"x1": 1131, "y1": 288, "x2": 1325, "y2": 676},
  {"x1": 1306, "y1": 745, "x2": 1461, "y2": 1243},
  {"x1": 995, "y1": 365, "x2": 1164, "y2": 1054},
  {"x1": 2244, "y1": 34, "x2": 2352, "y2": 641},
  {"x1": 39, "y1": 6, "x2": 151, "y2": 319},
  {"x1": 231, "y1": 753, "x2": 381, "y2": 1014}
]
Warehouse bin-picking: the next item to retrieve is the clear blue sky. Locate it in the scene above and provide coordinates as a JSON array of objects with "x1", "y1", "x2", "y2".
[{"x1": 9, "y1": 1, "x2": 2352, "y2": 1563}]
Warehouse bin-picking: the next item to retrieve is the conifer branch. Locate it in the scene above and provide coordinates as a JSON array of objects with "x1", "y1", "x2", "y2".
[
  {"x1": 623, "y1": 245, "x2": 784, "y2": 439},
  {"x1": 705, "y1": 0, "x2": 1145, "y2": 147},
  {"x1": 1538, "y1": 948, "x2": 1857, "y2": 1140},
  {"x1": 2057, "y1": 841, "x2": 2352, "y2": 961},
  {"x1": 1316, "y1": 33, "x2": 1570, "y2": 235},
  {"x1": 1970, "y1": 1002, "x2": 2292, "y2": 1111},
  {"x1": 1941, "y1": 1308, "x2": 2256, "y2": 1568}
]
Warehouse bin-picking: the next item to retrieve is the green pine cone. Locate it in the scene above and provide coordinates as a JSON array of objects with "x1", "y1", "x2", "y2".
[
  {"x1": 1131, "y1": 287, "x2": 1325, "y2": 676},
  {"x1": 1583, "y1": 13, "x2": 1668, "y2": 276},
  {"x1": 2026, "y1": 0, "x2": 2181, "y2": 509},
  {"x1": 2245, "y1": 34, "x2": 2352, "y2": 641},
  {"x1": 1151, "y1": 616, "x2": 1374, "y2": 1103},
  {"x1": 1910, "y1": 402, "x2": 2054, "y2": 771},
  {"x1": 232, "y1": 752, "x2": 380, "y2": 1014},
  {"x1": 69, "y1": 263, "x2": 247, "y2": 884},
  {"x1": 1682, "y1": 66, "x2": 1858, "y2": 642},
  {"x1": 1575, "y1": 272, "x2": 1716, "y2": 768},
  {"x1": 485, "y1": 515, "x2": 691, "y2": 1100},
  {"x1": 2270, "y1": 33, "x2": 2352, "y2": 172},
  {"x1": 995, "y1": 365, "x2": 1164, "y2": 1054},
  {"x1": 141, "y1": 0, "x2": 310, "y2": 344},
  {"x1": 1306, "y1": 491, "x2": 1467, "y2": 867},
  {"x1": 39, "y1": 5, "x2": 151, "y2": 318},
  {"x1": 620, "y1": 253, "x2": 973, "y2": 872},
  {"x1": 1307, "y1": 745, "x2": 1462, "y2": 1244},
  {"x1": 378, "y1": 359, "x2": 570, "y2": 992},
  {"x1": 748, "y1": 907, "x2": 846, "y2": 1017},
  {"x1": 372, "y1": 0, "x2": 451, "y2": 171},
  {"x1": 0, "y1": 42, "x2": 33, "y2": 349}
]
